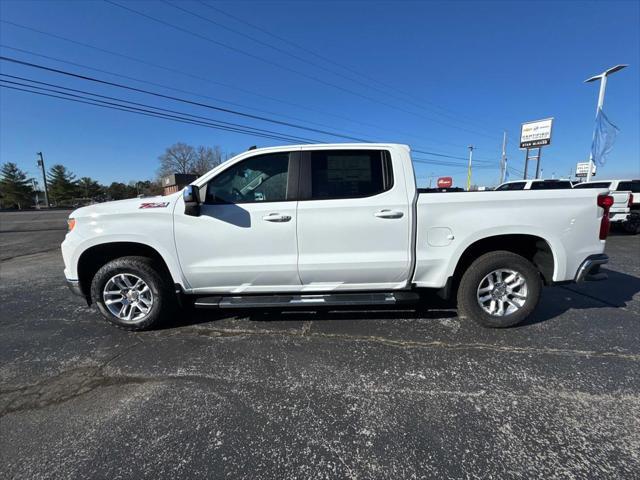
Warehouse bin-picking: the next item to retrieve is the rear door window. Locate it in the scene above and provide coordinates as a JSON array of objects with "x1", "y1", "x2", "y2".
[
  {"x1": 307, "y1": 150, "x2": 392, "y2": 200},
  {"x1": 495, "y1": 182, "x2": 526, "y2": 191}
]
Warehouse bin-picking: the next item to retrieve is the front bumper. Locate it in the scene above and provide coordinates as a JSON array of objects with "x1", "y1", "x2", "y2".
[{"x1": 574, "y1": 254, "x2": 609, "y2": 282}]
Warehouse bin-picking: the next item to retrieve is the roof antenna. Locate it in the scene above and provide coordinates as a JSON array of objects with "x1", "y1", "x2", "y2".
[{"x1": 248, "y1": 145, "x2": 257, "y2": 150}]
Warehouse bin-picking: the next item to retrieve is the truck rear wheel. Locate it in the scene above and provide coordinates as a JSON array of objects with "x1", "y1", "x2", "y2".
[
  {"x1": 90, "y1": 256, "x2": 175, "y2": 331},
  {"x1": 456, "y1": 251, "x2": 542, "y2": 328},
  {"x1": 623, "y1": 213, "x2": 640, "y2": 234}
]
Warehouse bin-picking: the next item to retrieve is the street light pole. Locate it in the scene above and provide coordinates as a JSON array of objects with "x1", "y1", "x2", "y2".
[
  {"x1": 584, "y1": 64, "x2": 628, "y2": 181},
  {"x1": 499, "y1": 131, "x2": 507, "y2": 184},
  {"x1": 466, "y1": 145, "x2": 474, "y2": 191}
]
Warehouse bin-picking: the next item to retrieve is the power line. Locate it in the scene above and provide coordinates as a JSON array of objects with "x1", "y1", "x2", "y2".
[
  {"x1": 413, "y1": 149, "x2": 495, "y2": 165},
  {"x1": 0, "y1": 20, "x2": 377, "y2": 132},
  {"x1": 0, "y1": 55, "x2": 494, "y2": 163},
  {"x1": 0, "y1": 23, "x2": 477, "y2": 152},
  {"x1": 195, "y1": 0, "x2": 501, "y2": 136},
  {"x1": 0, "y1": 55, "x2": 368, "y2": 141},
  {"x1": 413, "y1": 158, "x2": 494, "y2": 169},
  {"x1": 169, "y1": 0, "x2": 499, "y2": 137},
  {"x1": 1, "y1": 79, "x2": 495, "y2": 172},
  {"x1": 103, "y1": 0, "x2": 499, "y2": 140},
  {"x1": 0, "y1": 74, "x2": 318, "y2": 143},
  {"x1": 0, "y1": 82, "x2": 319, "y2": 144},
  {"x1": 0, "y1": 44, "x2": 372, "y2": 139}
]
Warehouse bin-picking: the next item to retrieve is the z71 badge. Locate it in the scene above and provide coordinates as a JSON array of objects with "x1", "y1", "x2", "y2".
[{"x1": 139, "y1": 202, "x2": 170, "y2": 209}]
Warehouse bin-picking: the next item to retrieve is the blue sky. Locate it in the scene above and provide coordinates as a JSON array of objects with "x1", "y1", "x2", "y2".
[{"x1": 1, "y1": 0, "x2": 638, "y2": 188}]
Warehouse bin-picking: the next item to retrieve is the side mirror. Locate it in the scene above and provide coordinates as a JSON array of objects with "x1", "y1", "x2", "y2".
[{"x1": 183, "y1": 185, "x2": 201, "y2": 217}]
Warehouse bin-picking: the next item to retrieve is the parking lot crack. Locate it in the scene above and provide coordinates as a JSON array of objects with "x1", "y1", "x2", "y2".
[
  {"x1": 97, "y1": 338, "x2": 145, "y2": 375},
  {"x1": 178, "y1": 326, "x2": 640, "y2": 361},
  {"x1": 0, "y1": 247, "x2": 61, "y2": 263},
  {"x1": 0, "y1": 367, "x2": 153, "y2": 416}
]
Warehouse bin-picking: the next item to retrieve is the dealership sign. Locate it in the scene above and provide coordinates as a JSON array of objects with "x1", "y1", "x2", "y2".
[
  {"x1": 520, "y1": 118, "x2": 554, "y2": 149},
  {"x1": 437, "y1": 177, "x2": 453, "y2": 188},
  {"x1": 575, "y1": 162, "x2": 596, "y2": 177}
]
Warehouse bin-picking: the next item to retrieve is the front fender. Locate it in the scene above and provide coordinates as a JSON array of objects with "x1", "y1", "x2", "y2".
[{"x1": 61, "y1": 199, "x2": 187, "y2": 289}]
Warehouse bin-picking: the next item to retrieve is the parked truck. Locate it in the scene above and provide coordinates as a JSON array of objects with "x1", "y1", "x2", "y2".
[
  {"x1": 574, "y1": 179, "x2": 639, "y2": 234},
  {"x1": 62, "y1": 144, "x2": 613, "y2": 330}
]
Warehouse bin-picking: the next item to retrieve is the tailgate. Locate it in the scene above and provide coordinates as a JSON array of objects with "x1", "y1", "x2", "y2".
[{"x1": 610, "y1": 191, "x2": 631, "y2": 214}]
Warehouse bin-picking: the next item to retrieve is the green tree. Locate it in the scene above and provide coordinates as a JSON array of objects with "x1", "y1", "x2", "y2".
[
  {"x1": 0, "y1": 162, "x2": 33, "y2": 209},
  {"x1": 106, "y1": 182, "x2": 137, "y2": 200},
  {"x1": 77, "y1": 176, "x2": 103, "y2": 199},
  {"x1": 47, "y1": 164, "x2": 77, "y2": 206}
]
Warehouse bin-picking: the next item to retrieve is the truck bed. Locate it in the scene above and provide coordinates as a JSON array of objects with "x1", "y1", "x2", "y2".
[{"x1": 412, "y1": 189, "x2": 607, "y2": 288}]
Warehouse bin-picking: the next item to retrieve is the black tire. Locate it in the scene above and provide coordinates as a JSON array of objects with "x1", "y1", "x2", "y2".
[
  {"x1": 456, "y1": 250, "x2": 542, "y2": 328},
  {"x1": 623, "y1": 215, "x2": 640, "y2": 234},
  {"x1": 90, "y1": 256, "x2": 176, "y2": 331}
]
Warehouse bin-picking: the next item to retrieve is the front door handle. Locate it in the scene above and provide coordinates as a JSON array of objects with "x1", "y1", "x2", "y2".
[
  {"x1": 374, "y1": 209, "x2": 404, "y2": 219},
  {"x1": 263, "y1": 213, "x2": 292, "y2": 222}
]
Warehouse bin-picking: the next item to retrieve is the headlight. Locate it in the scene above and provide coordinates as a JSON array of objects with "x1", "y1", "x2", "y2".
[{"x1": 67, "y1": 218, "x2": 76, "y2": 232}]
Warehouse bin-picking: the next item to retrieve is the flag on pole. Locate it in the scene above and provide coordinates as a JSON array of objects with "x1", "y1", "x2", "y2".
[{"x1": 591, "y1": 108, "x2": 619, "y2": 166}]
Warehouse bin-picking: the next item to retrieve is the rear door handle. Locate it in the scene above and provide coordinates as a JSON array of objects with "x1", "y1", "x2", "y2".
[
  {"x1": 374, "y1": 209, "x2": 404, "y2": 219},
  {"x1": 263, "y1": 213, "x2": 292, "y2": 222}
]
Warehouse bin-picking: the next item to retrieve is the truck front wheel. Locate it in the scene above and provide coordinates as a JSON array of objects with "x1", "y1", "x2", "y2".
[
  {"x1": 456, "y1": 251, "x2": 542, "y2": 328},
  {"x1": 90, "y1": 256, "x2": 176, "y2": 331}
]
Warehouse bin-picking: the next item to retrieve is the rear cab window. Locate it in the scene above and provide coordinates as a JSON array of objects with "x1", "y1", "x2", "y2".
[
  {"x1": 573, "y1": 182, "x2": 611, "y2": 189},
  {"x1": 529, "y1": 181, "x2": 572, "y2": 190},
  {"x1": 303, "y1": 149, "x2": 393, "y2": 200}
]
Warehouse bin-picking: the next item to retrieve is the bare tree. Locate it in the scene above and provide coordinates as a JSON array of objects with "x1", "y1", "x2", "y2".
[
  {"x1": 192, "y1": 145, "x2": 225, "y2": 176},
  {"x1": 157, "y1": 142, "x2": 196, "y2": 177}
]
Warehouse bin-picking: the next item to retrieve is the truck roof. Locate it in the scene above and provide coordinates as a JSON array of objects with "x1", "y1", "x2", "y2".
[
  {"x1": 578, "y1": 179, "x2": 639, "y2": 183},
  {"x1": 243, "y1": 143, "x2": 411, "y2": 154}
]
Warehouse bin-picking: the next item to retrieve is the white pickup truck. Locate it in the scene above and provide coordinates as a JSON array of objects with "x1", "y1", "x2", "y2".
[
  {"x1": 574, "y1": 179, "x2": 638, "y2": 233},
  {"x1": 62, "y1": 144, "x2": 613, "y2": 330}
]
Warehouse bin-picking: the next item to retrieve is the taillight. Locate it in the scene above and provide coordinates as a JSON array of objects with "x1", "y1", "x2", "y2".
[
  {"x1": 67, "y1": 218, "x2": 76, "y2": 232},
  {"x1": 597, "y1": 194, "x2": 614, "y2": 240},
  {"x1": 629, "y1": 194, "x2": 634, "y2": 208}
]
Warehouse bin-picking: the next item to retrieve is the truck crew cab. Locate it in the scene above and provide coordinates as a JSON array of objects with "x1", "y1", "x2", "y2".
[{"x1": 62, "y1": 144, "x2": 612, "y2": 330}]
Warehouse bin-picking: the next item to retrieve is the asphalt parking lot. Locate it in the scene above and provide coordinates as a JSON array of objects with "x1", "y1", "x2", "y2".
[{"x1": 1, "y1": 210, "x2": 639, "y2": 479}]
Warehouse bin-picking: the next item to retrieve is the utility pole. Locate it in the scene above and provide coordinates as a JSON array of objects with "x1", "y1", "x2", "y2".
[
  {"x1": 32, "y1": 179, "x2": 40, "y2": 209},
  {"x1": 36, "y1": 152, "x2": 50, "y2": 208},
  {"x1": 466, "y1": 145, "x2": 474, "y2": 191},
  {"x1": 499, "y1": 131, "x2": 507, "y2": 184},
  {"x1": 584, "y1": 64, "x2": 628, "y2": 181}
]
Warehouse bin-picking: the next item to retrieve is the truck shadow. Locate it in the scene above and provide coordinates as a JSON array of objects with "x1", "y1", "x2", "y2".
[
  {"x1": 163, "y1": 268, "x2": 639, "y2": 330},
  {"x1": 521, "y1": 268, "x2": 640, "y2": 326},
  {"x1": 163, "y1": 305, "x2": 458, "y2": 329}
]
